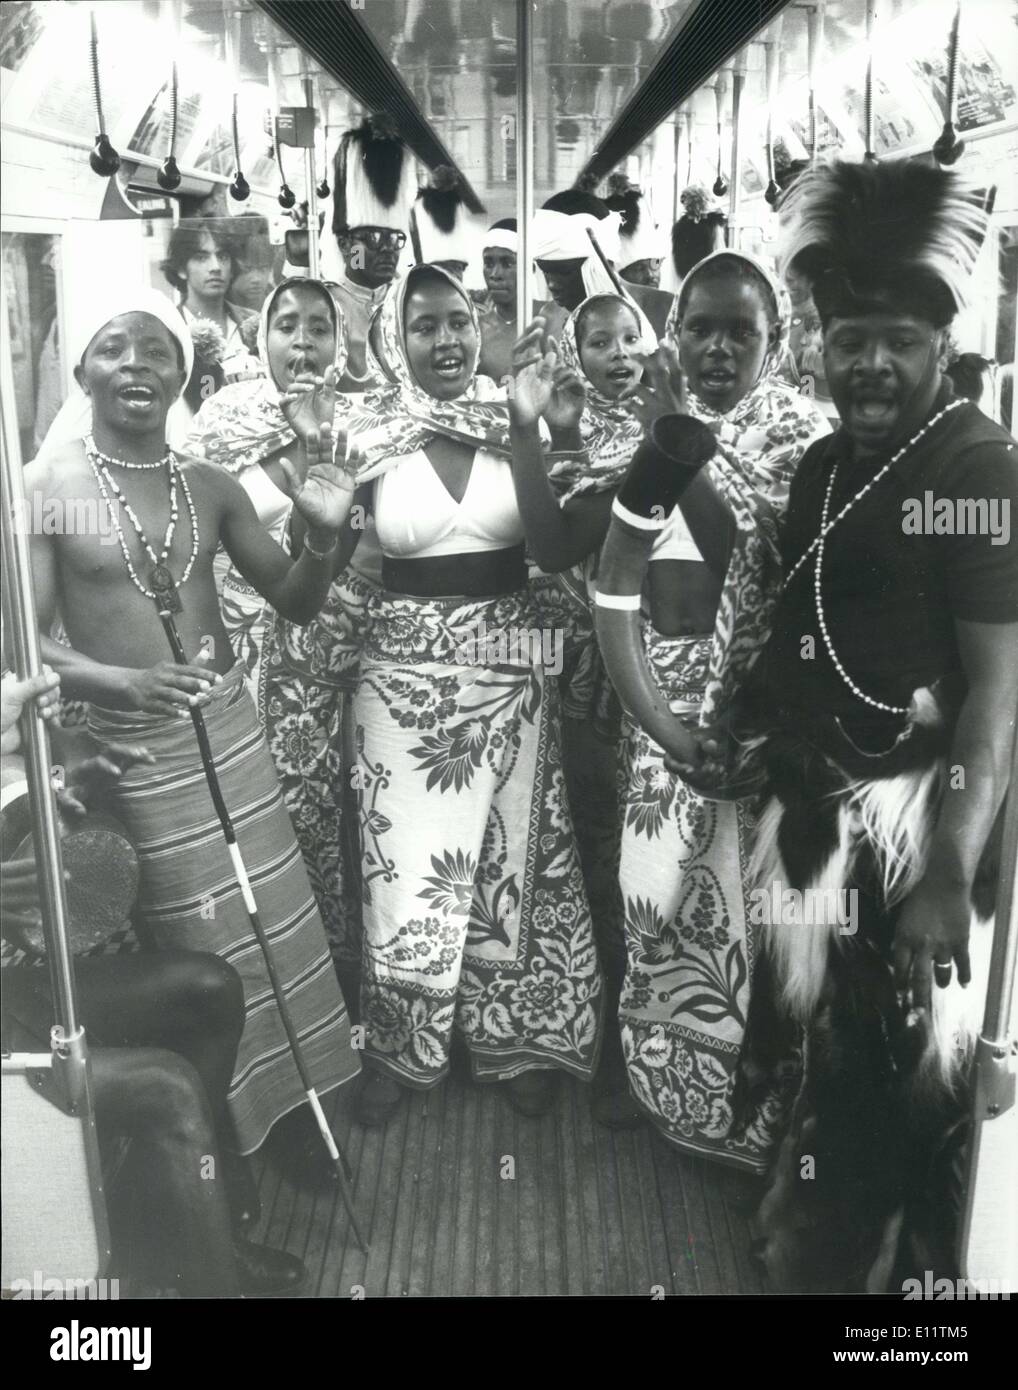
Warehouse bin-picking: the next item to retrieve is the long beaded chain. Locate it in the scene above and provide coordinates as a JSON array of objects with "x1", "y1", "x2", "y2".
[
  {"x1": 784, "y1": 399, "x2": 964, "y2": 715},
  {"x1": 85, "y1": 437, "x2": 200, "y2": 601}
]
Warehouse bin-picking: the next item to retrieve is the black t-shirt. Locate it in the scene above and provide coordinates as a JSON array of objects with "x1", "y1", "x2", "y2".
[{"x1": 750, "y1": 383, "x2": 1018, "y2": 749}]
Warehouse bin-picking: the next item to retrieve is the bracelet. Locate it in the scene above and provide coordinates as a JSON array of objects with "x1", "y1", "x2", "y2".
[{"x1": 303, "y1": 533, "x2": 339, "y2": 561}]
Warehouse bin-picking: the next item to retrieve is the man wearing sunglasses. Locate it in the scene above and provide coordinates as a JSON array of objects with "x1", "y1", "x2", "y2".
[{"x1": 328, "y1": 117, "x2": 418, "y2": 393}]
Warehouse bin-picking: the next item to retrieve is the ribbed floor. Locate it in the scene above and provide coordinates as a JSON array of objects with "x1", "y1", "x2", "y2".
[{"x1": 248, "y1": 1069, "x2": 765, "y2": 1298}]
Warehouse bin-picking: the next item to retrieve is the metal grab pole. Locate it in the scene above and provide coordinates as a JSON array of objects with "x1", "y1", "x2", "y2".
[
  {"x1": 0, "y1": 281, "x2": 78, "y2": 1039},
  {"x1": 516, "y1": 0, "x2": 534, "y2": 328},
  {"x1": 303, "y1": 70, "x2": 320, "y2": 280},
  {"x1": 959, "y1": 702, "x2": 1018, "y2": 1285}
]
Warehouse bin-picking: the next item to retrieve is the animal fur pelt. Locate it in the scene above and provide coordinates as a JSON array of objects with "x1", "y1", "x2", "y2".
[
  {"x1": 332, "y1": 114, "x2": 417, "y2": 235},
  {"x1": 742, "y1": 687, "x2": 1001, "y2": 1292},
  {"x1": 778, "y1": 159, "x2": 989, "y2": 327}
]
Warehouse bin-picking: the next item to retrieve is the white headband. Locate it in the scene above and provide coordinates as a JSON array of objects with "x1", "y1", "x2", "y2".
[{"x1": 483, "y1": 229, "x2": 518, "y2": 254}]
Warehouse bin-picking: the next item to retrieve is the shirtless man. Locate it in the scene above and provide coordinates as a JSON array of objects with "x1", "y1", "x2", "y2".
[{"x1": 23, "y1": 292, "x2": 362, "y2": 1170}]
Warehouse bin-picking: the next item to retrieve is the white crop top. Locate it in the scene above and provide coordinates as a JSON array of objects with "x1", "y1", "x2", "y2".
[
  {"x1": 650, "y1": 504, "x2": 704, "y2": 564},
  {"x1": 373, "y1": 448, "x2": 525, "y2": 559}
]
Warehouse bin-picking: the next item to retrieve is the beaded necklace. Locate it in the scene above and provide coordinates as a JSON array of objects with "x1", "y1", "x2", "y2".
[
  {"x1": 784, "y1": 398, "x2": 964, "y2": 715},
  {"x1": 84, "y1": 435, "x2": 200, "y2": 601}
]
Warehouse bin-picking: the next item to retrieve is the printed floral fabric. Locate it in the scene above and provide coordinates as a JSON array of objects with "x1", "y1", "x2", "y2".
[
  {"x1": 618, "y1": 634, "x2": 797, "y2": 1170},
  {"x1": 217, "y1": 539, "x2": 377, "y2": 968},
  {"x1": 354, "y1": 589, "x2": 603, "y2": 1087}
]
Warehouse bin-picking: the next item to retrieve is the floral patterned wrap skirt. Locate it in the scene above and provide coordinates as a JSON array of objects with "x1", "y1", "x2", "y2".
[
  {"x1": 354, "y1": 588, "x2": 604, "y2": 1089},
  {"x1": 617, "y1": 631, "x2": 795, "y2": 1171}
]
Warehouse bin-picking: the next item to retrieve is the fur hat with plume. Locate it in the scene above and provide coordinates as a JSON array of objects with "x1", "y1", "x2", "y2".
[
  {"x1": 778, "y1": 159, "x2": 989, "y2": 327},
  {"x1": 332, "y1": 114, "x2": 417, "y2": 235}
]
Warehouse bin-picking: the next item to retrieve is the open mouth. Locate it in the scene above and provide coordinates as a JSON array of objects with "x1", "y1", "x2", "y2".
[
  {"x1": 117, "y1": 384, "x2": 157, "y2": 407},
  {"x1": 851, "y1": 396, "x2": 897, "y2": 427},
  {"x1": 433, "y1": 354, "x2": 464, "y2": 378},
  {"x1": 699, "y1": 369, "x2": 735, "y2": 390},
  {"x1": 607, "y1": 365, "x2": 637, "y2": 386}
]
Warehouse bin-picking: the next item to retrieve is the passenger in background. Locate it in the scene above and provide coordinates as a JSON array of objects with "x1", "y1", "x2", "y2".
[
  {"x1": 472, "y1": 218, "x2": 519, "y2": 383},
  {"x1": 670, "y1": 185, "x2": 727, "y2": 281},
  {"x1": 612, "y1": 251, "x2": 830, "y2": 1150},
  {"x1": 605, "y1": 175, "x2": 667, "y2": 289},
  {"x1": 309, "y1": 265, "x2": 604, "y2": 1125},
  {"x1": 535, "y1": 188, "x2": 674, "y2": 338},
  {"x1": 227, "y1": 211, "x2": 278, "y2": 314},
  {"x1": 327, "y1": 115, "x2": 417, "y2": 393},
  {"x1": 186, "y1": 278, "x2": 382, "y2": 994},
  {"x1": 412, "y1": 166, "x2": 481, "y2": 281},
  {"x1": 781, "y1": 263, "x2": 838, "y2": 420},
  {"x1": 161, "y1": 217, "x2": 257, "y2": 386}
]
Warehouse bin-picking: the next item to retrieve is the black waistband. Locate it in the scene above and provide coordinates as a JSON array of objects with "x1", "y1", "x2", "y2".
[{"x1": 382, "y1": 544, "x2": 527, "y2": 598}]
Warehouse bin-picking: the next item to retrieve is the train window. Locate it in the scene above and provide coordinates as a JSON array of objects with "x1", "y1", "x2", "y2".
[{"x1": 1, "y1": 230, "x2": 62, "y2": 460}]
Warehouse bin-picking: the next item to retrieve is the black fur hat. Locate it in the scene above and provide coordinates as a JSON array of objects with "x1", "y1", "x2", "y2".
[{"x1": 779, "y1": 159, "x2": 989, "y2": 327}]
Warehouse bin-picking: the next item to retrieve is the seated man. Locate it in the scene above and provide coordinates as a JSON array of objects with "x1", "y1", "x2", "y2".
[
  {"x1": 1, "y1": 669, "x2": 302, "y2": 1295},
  {"x1": 21, "y1": 292, "x2": 362, "y2": 1179}
]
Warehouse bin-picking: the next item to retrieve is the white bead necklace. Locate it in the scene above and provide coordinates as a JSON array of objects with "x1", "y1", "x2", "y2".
[
  {"x1": 784, "y1": 399, "x2": 964, "y2": 715},
  {"x1": 84, "y1": 433, "x2": 175, "y2": 471},
  {"x1": 84, "y1": 437, "x2": 200, "y2": 602}
]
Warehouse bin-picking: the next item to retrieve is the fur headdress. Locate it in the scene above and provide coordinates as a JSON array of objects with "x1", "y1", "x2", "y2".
[
  {"x1": 331, "y1": 114, "x2": 417, "y2": 234},
  {"x1": 605, "y1": 174, "x2": 665, "y2": 268},
  {"x1": 778, "y1": 160, "x2": 989, "y2": 327},
  {"x1": 412, "y1": 166, "x2": 481, "y2": 266}
]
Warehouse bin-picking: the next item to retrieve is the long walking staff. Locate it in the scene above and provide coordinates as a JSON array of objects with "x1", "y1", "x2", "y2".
[{"x1": 148, "y1": 568, "x2": 368, "y2": 1254}]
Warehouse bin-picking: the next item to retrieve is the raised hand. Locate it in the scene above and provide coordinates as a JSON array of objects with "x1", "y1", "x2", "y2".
[
  {"x1": 624, "y1": 341, "x2": 688, "y2": 429},
  {"x1": 280, "y1": 365, "x2": 339, "y2": 448},
  {"x1": 280, "y1": 421, "x2": 360, "y2": 534},
  {"x1": 544, "y1": 363, "x2": 587, "y2": 433},
  {"x1": 509, "y1": 351, "x2": 556, "y2": 431},
  {"x1": 512, "y1": 317, "x2": 554, "y2": 375}
]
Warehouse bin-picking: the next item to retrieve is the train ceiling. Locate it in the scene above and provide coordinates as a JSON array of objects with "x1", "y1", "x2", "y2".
[{"x1": 1, "y1": 0, "x2": 1015, "y2": 223}]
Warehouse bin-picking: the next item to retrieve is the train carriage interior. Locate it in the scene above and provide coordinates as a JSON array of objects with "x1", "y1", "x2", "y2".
[{"x1": 1, "y1": 0, "x2": 1016, "y2": 1304}]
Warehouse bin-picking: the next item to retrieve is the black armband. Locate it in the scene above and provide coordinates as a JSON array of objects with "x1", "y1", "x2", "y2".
[{"x1": 615, "y1": 416, "x2": 716, "y2": 522}]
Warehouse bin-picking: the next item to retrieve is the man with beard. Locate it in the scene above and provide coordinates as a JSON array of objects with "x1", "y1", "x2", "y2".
[{"x1": 608, "y1": 160, "x2": 1017, "y2": 1287}]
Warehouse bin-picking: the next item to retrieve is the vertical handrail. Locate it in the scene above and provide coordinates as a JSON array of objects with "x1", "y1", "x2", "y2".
[
  {"x1": 302, "y1": 69, "x2": 320, "y2": 280},
  {"x1": 516, "y1": 0, "x2": 535, "y2": 328},
  {"x1": 0, "y1": 278, "x2": 78, "y2": 1037}
]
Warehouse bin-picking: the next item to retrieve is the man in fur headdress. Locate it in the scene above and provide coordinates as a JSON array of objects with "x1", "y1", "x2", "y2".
[
  {"x1": 327, "y1": 114, "x2": 417, "y2": 392},
  {"x1": 636, "y1": 159, "x2": 1017, "y2": 1287},
  {"x1": 411, "y1": 166, "x2": 482, "y2": 281},
  {"x1": 604, "y1": 175, "x2": 667, "y2": 289}
]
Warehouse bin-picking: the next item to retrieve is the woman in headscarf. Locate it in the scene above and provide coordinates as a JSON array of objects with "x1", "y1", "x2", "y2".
[
  {"x1": 610, "y1": 251, "x2": 831, "y2": 1165},
  {"x1": 316, "y1": 263, "x2": 604, "y2": 1124},
  {"x1": 512, "y1": 291, "x2": 657, "y2": 1113},
  {"x1": 185, "y1": 278, "x2": 382, "y2": 983}
]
